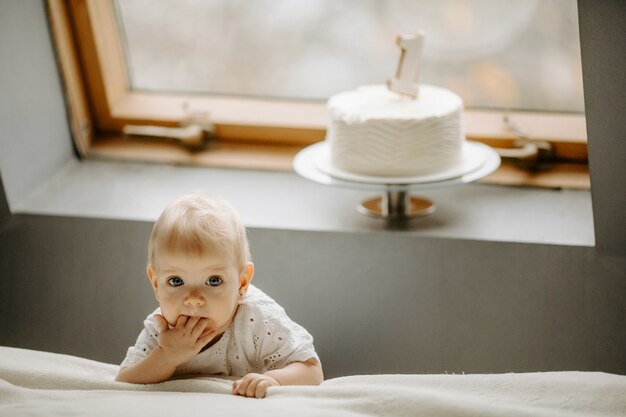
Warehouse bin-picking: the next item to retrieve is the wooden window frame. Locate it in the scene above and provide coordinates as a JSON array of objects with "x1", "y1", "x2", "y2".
[{"x1": 47, "y1": 0, "x2": 590, "y2": 188}]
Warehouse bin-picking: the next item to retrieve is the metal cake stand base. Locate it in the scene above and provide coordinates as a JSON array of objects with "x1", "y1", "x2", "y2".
[{"x1": 358, "y1": 191, "x2": 435, "y2": 219}]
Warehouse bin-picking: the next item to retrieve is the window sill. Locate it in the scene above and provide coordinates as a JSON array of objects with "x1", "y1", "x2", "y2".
[
  {"x1": 13, "y1": 157, "x2": 594, "y2": 247},
  {"x1": 87, "y1": 136, "x2": 590, "y2": 190}
]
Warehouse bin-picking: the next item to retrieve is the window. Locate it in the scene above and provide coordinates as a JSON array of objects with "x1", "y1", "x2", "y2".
[
  {"x1": 115, "y1": 0, "x2": 583, "y2": 112},
  {"x1": 47, "y1": 0, "x2": 589, "y2": 188}
]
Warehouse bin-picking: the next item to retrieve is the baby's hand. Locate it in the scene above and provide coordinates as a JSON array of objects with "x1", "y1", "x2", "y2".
[
  {"x1": 153, "y1": 314, "x2": 215, "y2": 367},
  {"x1": 232, "y1": 373, "x2": 280, "y2": 398}
]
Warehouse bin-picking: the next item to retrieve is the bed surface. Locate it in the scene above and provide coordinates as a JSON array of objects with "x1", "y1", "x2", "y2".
[{"x1": 1, "y1": 346, "x2": 624, "y2": 417}]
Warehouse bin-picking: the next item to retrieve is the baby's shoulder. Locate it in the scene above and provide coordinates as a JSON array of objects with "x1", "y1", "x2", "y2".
[
  {"x1": 141, "y1": 307, "x2": 162, "y2": 329},
  {"x1": 235, "y1": 285, "x2": 288, "y2": 325}
]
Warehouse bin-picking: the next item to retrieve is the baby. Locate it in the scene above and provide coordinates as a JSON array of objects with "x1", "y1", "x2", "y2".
[{"x1": 116, "y1": 193, "x2": 323, "y2": 398}]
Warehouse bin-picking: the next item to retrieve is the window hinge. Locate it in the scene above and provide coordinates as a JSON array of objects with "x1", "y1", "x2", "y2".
[
  {"x1": 122, "y1": 124, "x2": 215, "y2": 150},
  {"x1": 492, "y1": 113, "x2": 555, "y2": 171},
  {"x1": 122, "y1": 114, "x2": 215, "y2": 151}
]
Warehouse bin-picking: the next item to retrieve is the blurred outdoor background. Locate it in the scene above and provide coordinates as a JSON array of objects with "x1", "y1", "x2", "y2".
[{"x1": 114, "y1": 0, "x2": 584, "y2": 112}]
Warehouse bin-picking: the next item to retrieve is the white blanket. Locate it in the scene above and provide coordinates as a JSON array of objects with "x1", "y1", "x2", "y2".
[{"x1": 1, "y1": 346, "x2": 624, "y2": 417}]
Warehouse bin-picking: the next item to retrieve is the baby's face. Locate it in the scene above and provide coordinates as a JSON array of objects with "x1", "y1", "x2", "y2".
[{"x1": 148, "y1": 251, "x2": 247, "y2": 336}]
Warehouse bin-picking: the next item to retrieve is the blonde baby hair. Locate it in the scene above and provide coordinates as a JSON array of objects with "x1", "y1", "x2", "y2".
[{"x1": 148, "y1": 193, "x2": 250, "y2": 271}]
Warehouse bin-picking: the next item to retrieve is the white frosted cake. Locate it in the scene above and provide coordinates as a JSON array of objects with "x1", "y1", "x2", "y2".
[{"x1": 326, "y1": 84, "x2": 464, "y2": 177}]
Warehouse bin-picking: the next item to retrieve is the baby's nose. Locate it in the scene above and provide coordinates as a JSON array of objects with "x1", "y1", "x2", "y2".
[{"x1": 184, "y1": 292, "x2": 205, "y2": 307}]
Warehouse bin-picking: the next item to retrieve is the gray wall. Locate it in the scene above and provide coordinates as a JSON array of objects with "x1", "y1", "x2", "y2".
[
  {"x1": 1, "y1": 215, "x2": 625, "y2": 378},
  {"x1": 578, "y1": 0, "x2": 626, "y2": 256},
  {"x1": 0, "y1": 176, "x2": 10, "y2": 227},
  {"x1": 0, "y1": 0, "x2": 624, "y2": 378},
  {"x1": 0, "y1": 0, "x2": 75, "y2": 210}
]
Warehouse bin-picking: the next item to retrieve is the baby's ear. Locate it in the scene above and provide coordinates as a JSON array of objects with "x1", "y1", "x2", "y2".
[
  {"x1": 238, "y1": 262, "x2": 254, "y2": 301},
  {"x1": 147, "y1": 264, "x2": 160, "y2": 300}
]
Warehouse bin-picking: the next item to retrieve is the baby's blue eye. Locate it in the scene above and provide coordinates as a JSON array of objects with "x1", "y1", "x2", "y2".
[
  {"x1": 206, "y1": 276, "x2": 223, "y2": 287},
  {"x1": 167, "y1": 276, "x2": 184, "y2": 287}
]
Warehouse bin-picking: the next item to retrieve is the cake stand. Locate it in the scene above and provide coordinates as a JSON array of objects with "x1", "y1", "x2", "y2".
[{"x1": 293, "y1": 141, "x2": 501, "y2": 220}]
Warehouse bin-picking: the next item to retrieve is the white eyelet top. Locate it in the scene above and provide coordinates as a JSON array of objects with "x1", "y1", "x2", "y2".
[{"x1": 120, "y1": 285, "x2": 319, "y2": 377}]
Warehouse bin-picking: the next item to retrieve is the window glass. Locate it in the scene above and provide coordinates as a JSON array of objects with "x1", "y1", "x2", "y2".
[{"x1": 114, "y1": 0, "x2": 583, "y2": 112}]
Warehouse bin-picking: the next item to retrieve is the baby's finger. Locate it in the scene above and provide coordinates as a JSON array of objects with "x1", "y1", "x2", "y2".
[
  {"x1": 246, "y1": 377, "x2": 260, "y2": 398},
  {"x1": 232, "y1": 379, "x2": 241, "y2": 395},
  {"x1": 197, "y1": 329, "x2": 216, "y2": 346},
  {"x1": 234, "y1": 377, "x2": 250, "y2": 396},
  {"x1": 185, "y1": 315, "x2": 200, "y2": 330},
  {"x1": 255, "y1": 380, "x2": 271, "y2": 398},
  {"x1": 152, "y1": 314, "x2": 169, "y2": 333},
  {"x1": 176, "y1": 315, "x2": 189, "y2": 328},
  {"x1": 191, "y1": 318, "x2": 209, "y2": 338}
]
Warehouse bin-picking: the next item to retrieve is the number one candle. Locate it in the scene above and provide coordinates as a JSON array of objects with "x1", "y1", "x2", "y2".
[{"x1": 387, "y1": 32, "x2": 425, "y2": 98}]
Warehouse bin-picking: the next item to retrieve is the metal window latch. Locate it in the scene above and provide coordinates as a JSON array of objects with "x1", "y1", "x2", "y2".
[
  {"x1": 122, "y1": 110, "x2": 215, "y2": 151},
  {"x1": 492, "y1": 114, "x2": 554, "y2": 171}
]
